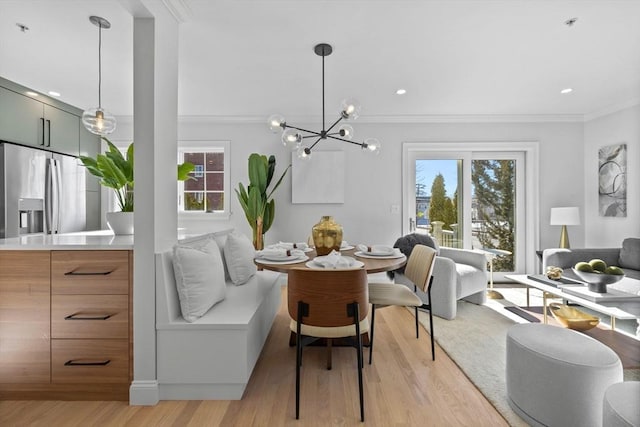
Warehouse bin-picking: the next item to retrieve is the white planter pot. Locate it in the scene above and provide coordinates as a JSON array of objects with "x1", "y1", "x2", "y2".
[{"x1": 106, "y1": 211, "x2": 134, "y2": 235}]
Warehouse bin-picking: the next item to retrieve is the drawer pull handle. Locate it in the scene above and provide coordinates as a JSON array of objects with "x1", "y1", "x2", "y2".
[
  {"x1": 64, "y1": 359, "x2": 111, "y2": 366},
  {"x1": 65, "y1": 313, "x2": 112, "y2": 321},
  {"x1": 64, "y1": 269, "x2": 114, "y2": 276}
]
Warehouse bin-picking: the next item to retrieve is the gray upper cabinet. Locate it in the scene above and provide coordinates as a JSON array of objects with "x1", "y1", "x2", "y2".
[
  {"x1": 0, "y1": 78, "x2": 81, "y2": 157},
  {"x1": 43, "y1": 104, "x2": 80, "y2": 156},
  {"x1": 0, "y1": 86, "x2": 44, "y2": 147}
]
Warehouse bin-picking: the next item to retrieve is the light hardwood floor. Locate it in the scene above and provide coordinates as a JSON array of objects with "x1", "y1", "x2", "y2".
[{"x1": 0, "y1": 288, "x2": 508, "y2": 426}]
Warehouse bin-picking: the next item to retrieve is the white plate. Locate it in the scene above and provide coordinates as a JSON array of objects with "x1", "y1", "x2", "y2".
[
  {"x1": 354, "y1": 251, "x2": 405, "y2": 260},
  {"x1": 255, "y1": 255, "x2": 309, "y2": 265},
  {"x1": 356, "y1": 247, "x2": 396, "y2": 256},
  {"x1": 339, "y1": 245, "x2": 355, "y2": 251},
  {"x1": 305, "y1": 259, "x2": 365, "y2": 270}
]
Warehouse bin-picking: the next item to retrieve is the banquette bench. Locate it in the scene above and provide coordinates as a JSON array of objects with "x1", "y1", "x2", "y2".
[{"x1": 155, "y1": 230, "x2": 282, "y2": 399}]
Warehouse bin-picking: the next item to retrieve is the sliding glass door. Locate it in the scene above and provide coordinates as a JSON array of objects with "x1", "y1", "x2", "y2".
[{"x1": 404, "y1": 143, "x2": 535, "y2": 278}]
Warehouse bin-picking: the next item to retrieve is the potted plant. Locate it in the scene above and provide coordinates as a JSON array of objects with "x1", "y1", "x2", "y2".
[
  {"x1": 235, "y1": 153, "x2": 290, "y2": 249},
  {"x1": 79, "y1": 137, "x2": 194, "y2": 234}
]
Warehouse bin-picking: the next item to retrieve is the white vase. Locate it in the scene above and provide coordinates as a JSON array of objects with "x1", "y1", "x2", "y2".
[{"x1": 106, "y1": 211, "x2": 134, "y2": 235}]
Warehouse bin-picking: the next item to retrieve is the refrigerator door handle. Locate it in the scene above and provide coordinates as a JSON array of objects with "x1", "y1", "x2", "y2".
[
  {"x1": 52, "y1": 159, "x2": 61, "y2": 234},
  {"x1": 45, "y1": 158, "x2": 53, "y2": 234}
]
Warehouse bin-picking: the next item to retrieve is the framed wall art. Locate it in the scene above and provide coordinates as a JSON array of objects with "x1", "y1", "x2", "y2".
[{"x1": 598, "y1": 143, "x2": 627, "y2": 217}]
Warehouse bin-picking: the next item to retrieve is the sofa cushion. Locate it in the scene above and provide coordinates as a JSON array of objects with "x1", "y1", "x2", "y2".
[
  {"x1": 172, "y1": 237, "x2": 226, "y2": 322},
  {"x1": 618, "y1": 238, "x2": 640, "y2": 270},
  {"x1": 224, "y1": 231, "x2": 257, "y2": 285},
  {"x1": 455, "y1": 263, "x2": 487, "y2": 298}
]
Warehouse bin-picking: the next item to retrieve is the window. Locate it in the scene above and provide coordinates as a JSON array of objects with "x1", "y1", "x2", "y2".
[{"x1": 178, "y1": 141, "x2": 230, "y2": 218}]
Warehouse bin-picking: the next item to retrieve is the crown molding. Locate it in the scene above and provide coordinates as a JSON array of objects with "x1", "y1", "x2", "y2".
[
  {"x1": 115, "y1": 112, "x2": 586, "y2": 125},
  {"x1": 161, "y1": 0, "x2": 193, "y2": 23},
  {"x1": 584, "y1": 98, "x2": 640, "y2": 122}
]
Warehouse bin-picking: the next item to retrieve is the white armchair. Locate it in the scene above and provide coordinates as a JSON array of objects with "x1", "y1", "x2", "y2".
[{"x1": 396, "y1": 247, "x2": 488, "y2": 320}]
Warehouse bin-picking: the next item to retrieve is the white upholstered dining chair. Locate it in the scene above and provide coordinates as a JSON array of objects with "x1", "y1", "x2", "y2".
[{"x1": 367, "y1": 244, "x2": 437, "y2": 363}]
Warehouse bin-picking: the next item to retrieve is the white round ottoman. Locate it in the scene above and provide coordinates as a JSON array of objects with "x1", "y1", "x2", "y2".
[
  {"x1": 603, "y1": 381, "x2": 640, "y2": 427},
  {"x1": 506, "y1": 323, "x2": 623, "y2": 427}
]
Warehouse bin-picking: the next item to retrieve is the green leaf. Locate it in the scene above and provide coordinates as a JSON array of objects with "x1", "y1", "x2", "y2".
[
  {"x1": 248, "y1": 153, "x2": 267, "y2": 193},
  {"x1": 263, "y1": 199, "x2": 275, "y2": 233},
  {"x1": 266, "y1": 155, "x2": 276, "y2": 187},
  {"x1": 177, "y1": 162, "x2": 195, "y2": 181}
]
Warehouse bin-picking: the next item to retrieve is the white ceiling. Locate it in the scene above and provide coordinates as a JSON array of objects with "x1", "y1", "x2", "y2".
[{"x1": 1, "y1": 0, "x2": 639, "y2": 121}]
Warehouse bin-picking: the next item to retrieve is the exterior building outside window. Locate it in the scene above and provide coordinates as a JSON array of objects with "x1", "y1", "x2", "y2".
[{"x1": 178, "y1": 141, "x2": 230, "y2": 218}]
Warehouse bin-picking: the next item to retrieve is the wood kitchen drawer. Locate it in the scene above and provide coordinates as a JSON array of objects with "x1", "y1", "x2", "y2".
[
  {"x1": 52, "y1": 251, "x2": 129, "y2": 294},
  {"x1": 51, "y1": 295, "x2": 128, "y2": 339},
  {"x1": 52, "y1": 339, "x2": 129, "y2": 383}
]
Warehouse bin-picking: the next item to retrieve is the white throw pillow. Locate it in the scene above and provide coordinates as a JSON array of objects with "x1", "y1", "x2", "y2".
[
  {"x1": 224, "y1": 231, "x2": 257, "y2": 285},
  {"x1": 172, "y1": 237, "x2": 226, "y2": 322}
]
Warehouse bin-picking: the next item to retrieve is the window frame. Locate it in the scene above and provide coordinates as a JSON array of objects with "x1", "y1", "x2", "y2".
[{"x1": 178, "y1": 140, "x2": 230, "y2": 220}]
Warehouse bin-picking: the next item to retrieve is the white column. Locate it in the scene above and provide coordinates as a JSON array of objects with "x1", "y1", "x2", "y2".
[{"x1": 127, "y1": 2, "x2": 179, "y2": 405}]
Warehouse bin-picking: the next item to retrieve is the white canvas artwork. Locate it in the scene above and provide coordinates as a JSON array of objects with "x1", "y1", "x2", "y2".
[{"x1": 291, "y1": 151, "x2": 345, "y2": 204}]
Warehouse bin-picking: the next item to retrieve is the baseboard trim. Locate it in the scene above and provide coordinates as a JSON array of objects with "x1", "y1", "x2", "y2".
[
  {"x1": 129, "y1": 380, "x2": 160, "y2": 405},
  {"x1": 158, "y1": 383, "x2": 246, "y2": 400}
]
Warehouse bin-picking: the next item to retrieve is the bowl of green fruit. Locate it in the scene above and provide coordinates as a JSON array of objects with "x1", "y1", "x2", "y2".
[{"x1": 573, "y1": 259, "x2": 625, "y2": 293}]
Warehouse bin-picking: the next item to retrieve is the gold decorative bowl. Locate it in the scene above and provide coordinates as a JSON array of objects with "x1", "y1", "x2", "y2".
[{"x1": 549, "y1": 302, "x2": 600, "y2": 331}]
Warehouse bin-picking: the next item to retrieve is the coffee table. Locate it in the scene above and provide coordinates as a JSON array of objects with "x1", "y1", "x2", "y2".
[{"x1": 505, "y1": 274, "x2": 640, "y2": 336}]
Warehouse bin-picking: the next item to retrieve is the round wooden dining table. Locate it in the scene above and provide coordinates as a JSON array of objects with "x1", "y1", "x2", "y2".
[
  {"x1": 256, "y1": 248, "x2": 407, "y2": 349},
  {"x1": 255, "y1": 248, "x2": 407, "y2": 274}
]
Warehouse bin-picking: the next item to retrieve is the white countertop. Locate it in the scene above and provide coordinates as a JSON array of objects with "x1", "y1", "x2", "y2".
[{"x1": 0, "y1": 230, "x2": 134, "y2": 250}]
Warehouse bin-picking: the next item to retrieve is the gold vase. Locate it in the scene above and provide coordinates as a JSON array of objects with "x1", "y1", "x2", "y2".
[{"x1": 312, "y1": 216, "x2": 343, "y2": 256}]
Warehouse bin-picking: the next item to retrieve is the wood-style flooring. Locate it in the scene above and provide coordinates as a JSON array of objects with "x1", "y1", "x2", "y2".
[{"x1": 0, "y1": 288, "x2": 508, "y2": 426}]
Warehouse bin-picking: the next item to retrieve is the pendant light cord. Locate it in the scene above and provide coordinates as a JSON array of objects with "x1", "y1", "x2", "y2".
[
  {"x1": 321, "y1": 51, "x2": 325, "y2": 132},
  {"x1": 98, "y1": 23, "x2": 102, "y2": 109}
]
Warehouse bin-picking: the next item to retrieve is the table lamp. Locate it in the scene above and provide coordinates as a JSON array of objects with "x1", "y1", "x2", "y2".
[{"x1": 550, "y1": 207, "x2": 580, "y2": 248}]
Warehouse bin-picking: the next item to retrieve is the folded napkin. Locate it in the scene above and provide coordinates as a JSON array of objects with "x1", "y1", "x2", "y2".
[
  {"x1": 256, "y1": 248, "x2": 305, "y2": 259},
  {"x1": 356, "y1": 244, "x2": 394, "y2": 254},
  {"x1": 273, "y1": 241, "x2": 309, "y2": 250},
  {"x1": 340, "y1": 240, "x2": 350, "y2": 248},
  {"x1": 314, "y1": 250, "x2": 354, "y2": 269}
]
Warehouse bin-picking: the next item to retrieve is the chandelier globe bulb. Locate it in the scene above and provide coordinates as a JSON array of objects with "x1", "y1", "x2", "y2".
[
  {"x1": 338, "y1": 124, "x2": 354, "y2": 140},
  {"x1": 340, "y1": 98, "x2": 361, "y2": 120},
  {"x1": 296, "y1": 146, "x2": 312, "y2": 161},
  {"x1": 282, "y1": 128, "x2": 302, "y2": 148},
  {"x1": 268, "y1": 114, "x2": 285, "y2": 133},
  {"x1": 363, "y1": 138, "x2": 381, "y2": 155}
]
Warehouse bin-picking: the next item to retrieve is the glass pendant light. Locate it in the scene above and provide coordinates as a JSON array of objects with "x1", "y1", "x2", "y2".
[{"x1": 82, "y1": 16, "x2": 116, "y2": 136}]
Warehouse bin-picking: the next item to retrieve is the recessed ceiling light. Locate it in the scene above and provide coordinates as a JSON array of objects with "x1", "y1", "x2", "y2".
[
  {"x1": 48, "y1": 91, "x2": 61, "y2": 97},
  {"x1": 396, "y1": 89, "x2": 407, "y2": 95},
  {"x1": 560, "y1": 88, "x2": 573, "y2": 94},
  {"x1": 25, "y1": 91, "x2": 39, "y2": 97}
]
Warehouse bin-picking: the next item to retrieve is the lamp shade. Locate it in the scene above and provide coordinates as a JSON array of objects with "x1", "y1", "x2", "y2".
[{"x1": 550, "y1": 207, "x2": 580, "y2": 225}]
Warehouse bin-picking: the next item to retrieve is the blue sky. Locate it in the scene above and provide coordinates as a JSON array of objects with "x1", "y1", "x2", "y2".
[{"x1": 416, "y1": 159, "x2": 458, "y2": 197}]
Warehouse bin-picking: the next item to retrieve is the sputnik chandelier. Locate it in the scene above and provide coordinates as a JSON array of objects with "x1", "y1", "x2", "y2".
[{"x1": 268, "y1": 43, "x2": 381, "y2": 160}]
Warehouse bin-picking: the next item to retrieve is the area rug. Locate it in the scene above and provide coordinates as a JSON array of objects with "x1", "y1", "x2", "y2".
[{"x1": 413, "y1": 301, "x2": 640, "y2": 427}]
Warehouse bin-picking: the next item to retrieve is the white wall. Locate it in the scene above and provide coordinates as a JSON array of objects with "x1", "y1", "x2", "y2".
[
  {"x1": 113, "y1": 118, "x2": 585, "y2": 252},
  {"x1": 170, "y1": 119, "x2": 585, "y2": 252},
  {"x1": 584, "y1": 105, "x2": 640, "y2": 247}
]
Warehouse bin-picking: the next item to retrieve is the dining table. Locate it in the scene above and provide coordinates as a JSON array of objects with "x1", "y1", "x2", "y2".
[
  {"x1": 255, "y1": 246, "x2": 407, "y2": 348},
  {"x1": 255, "y1": 247, "x2": 407, "y2": 274}
]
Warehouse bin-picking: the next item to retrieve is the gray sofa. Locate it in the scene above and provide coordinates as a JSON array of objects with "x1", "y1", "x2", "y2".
[{"x1": 542, "y1": 237, "x2": 640, "y2": 281}]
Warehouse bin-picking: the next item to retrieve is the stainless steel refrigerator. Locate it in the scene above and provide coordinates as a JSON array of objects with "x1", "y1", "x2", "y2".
[{"x1": 0, "y1": 142, "x2": 86, "y2": 238}]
